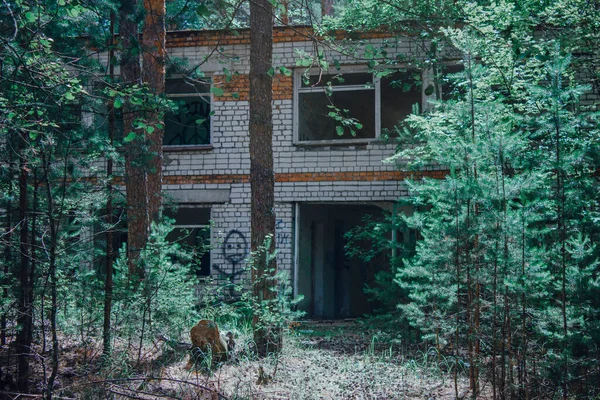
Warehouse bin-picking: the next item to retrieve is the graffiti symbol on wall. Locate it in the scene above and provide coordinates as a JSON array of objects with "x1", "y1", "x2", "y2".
[
  {"x1": 276, "y1": 219, "x2": 290, "y2": 247},
  {"x1": 214, "y1": 229, "x2": 248, "y2": 295}
]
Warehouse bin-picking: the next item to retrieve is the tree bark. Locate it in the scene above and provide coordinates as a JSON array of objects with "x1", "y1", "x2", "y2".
[
  {"x1": 121, "y1": 0, "x2": 165, "y2": 275},
  {"x1": 141, "y1": 0, "x2": 165, "y2": 224},
  {"x1": 249, "y1": 0, "x2": 281, "y2": 356},
  {"x1": 120, "y1": 0, "x2": 146, "y2": 274}
]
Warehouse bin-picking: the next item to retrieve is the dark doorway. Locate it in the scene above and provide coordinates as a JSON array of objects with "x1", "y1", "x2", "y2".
[{"x1": 296, "y1": 203, "x2": 387, "y2": 319}]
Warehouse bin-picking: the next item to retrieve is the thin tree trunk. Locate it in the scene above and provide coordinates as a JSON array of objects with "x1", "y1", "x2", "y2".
[
  {"x1": 103, "y1": 11, "x2": 116, "y2": 357},
  {"x1": 16, "y1": 138, "x2": 31, "y2": 393},
  {"x1": 44, "y1": 170, "x2": 59, "y2": 400},
  {"x1": 249, "y1": 0, "x2": 280, "y2": 357},
  {"x1": 521, "y1": 206, "x2": 529, "y2": 400},
  {"x1": 454, "y1": 182, "x2": 460, "y2": 400},
  {"x1": 467, "y1": 52, "x2": 479, "y2": 398},
  {"x1": 555, "y1": 101, "x2": 568, "y2": 400},
  {"x1": 29, "y1": 171, "x2": 42, "y2": 390},
  {"x1": 1, "y1": 142, "x2": 13, "y2": 347}
]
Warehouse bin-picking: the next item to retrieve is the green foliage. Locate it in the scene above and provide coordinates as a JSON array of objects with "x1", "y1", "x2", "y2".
[
  {"x1": 110, "y1": 219, "x2": 200, "y2": 352},
  {"x1": 245, "y1": 235, "x2": 305, "y2": 339},
  {"x1": 341, "y1": 1, "x2": 600, "y2": 396}
]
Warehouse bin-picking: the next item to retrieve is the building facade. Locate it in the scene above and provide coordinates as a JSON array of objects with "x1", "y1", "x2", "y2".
[{"x1": 100, "y1": 26, "x2": 449, "y2": 318}]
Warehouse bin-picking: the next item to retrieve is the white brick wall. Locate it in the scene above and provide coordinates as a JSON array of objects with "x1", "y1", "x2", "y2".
[{"x1": 94, "y1": 35, "x2": 447, "y2": 290}]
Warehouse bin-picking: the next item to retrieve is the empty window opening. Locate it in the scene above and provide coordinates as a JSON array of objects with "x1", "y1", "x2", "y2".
[
  {"x1": 381, "y1": 70, "x2": 421, "y2": 133},
  {"x1": 166, "y1": 206, "x2": 211, "y2": 277},
  {"x1": 295, "y1": 68, "x2": 422, "y2": 144},
  {"x1": 164, "y1": 78, "x2": 211, "y2": 147}
]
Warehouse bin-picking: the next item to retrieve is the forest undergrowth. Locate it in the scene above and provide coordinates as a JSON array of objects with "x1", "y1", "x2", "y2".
[{"x1": 0, "y1": 319, "x2": 474, "y2": 399}]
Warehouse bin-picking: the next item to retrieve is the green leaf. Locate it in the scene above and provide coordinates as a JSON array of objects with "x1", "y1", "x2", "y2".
[
  {"x1": 279, "y1": 67, "x2": 292, "y2": 77},
  {"x1": 29, "y1": 131, "x2": 38, "y2": 140},
  {"x1": 333, "y1": 58, "x2": 341, "y2": 70},
  {"x1": 231, "y1": 92, "x2": 240, "y2": 99},
  {"x1": 210, "y1": 86, "x2": 224, "y2": 96},
  {"x1": 123, "y1": 132, "x2": 136, "y2": 143},
  {"x1": 267, "y1": 67, "x2": 275, "y2": 77},
  {"x1": 114, "y1": 98, "x2": 123, "y2": 109},
  {"x1": 130, "y1": 96, "x2": 142, "y2": 105},
  {"x1": 424, "y1": 84, "x2": 435, "y2": 96},
  {"x1": 336, "y1": 125, "x2": 344, "y2": 136},
  {"x1": 25, "y1": 12, "x2": 36, "y2": 23},
  {"x1": 296, "y1": 58, "x2": 312, "y2": 67},
  {"x1": 65, "y1": 92, "x2": 75, "y2": 101},
  {"x1": 146, "y1": 126, "x2": 155, "y2": 134},
  {"x1": 364, "y1": 44, "x2": 375, "y2": 60},
  {"x1": 355, "y1": 123, "x2": 363, "y2": 129},
  {"x1": 67, "y1": 5, "x2": 83, "y2": 17},
  {"x1": 195, "y1": 118, "x2": 206, "y2": 124}
]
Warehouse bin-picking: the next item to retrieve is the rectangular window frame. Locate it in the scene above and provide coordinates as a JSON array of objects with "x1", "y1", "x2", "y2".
[
  {"x1": 163, "y1": 76, "x2": 214, "y2": 151},
  {"x1": 293, "y1": 66, "x2": 425, "y2": 146}
]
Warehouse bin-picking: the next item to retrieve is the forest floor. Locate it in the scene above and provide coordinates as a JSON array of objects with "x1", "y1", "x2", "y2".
[{"x1": 1, "y1": 320, "x2": 482, "y2": 399}]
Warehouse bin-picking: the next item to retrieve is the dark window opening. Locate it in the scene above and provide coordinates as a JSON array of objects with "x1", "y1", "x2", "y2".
[
  {"x1": 165, "y1": 207, "x2": 211, "y2": 277},
  {"x1": 298, "y1": 90, "x2": 376, "y2": 141},
  {"x1": 381, "y1": 70, "x2": 421, "y2": 133},
  {"x1": 164, "y1": 78, "x2": 211, "y2": 146},
  {"x1": 296, "y1": 70, "x2": 422, "y2": 142}
]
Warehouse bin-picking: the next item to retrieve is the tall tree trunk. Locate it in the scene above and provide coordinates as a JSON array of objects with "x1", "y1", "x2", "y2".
[
  {"x1": 141, "y1": 0, "x2": 165, "y2": 225},
  {"x1": 249, "y1": 0, "x2": 280, "y2": 357},
  {"x1": 43, "y1": 151, "x2": 60, "y2": 400},
  {"x1": 120, "y1": 0, "x2": 146, "y2": 274},
  {"x1": 121, "y1": 0, "x2": 165, "y2": 275}
]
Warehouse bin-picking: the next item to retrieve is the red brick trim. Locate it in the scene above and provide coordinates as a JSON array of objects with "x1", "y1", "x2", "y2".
[
  {"x1": 166, "y1": 26, "x2": 394, "y2": 48},
  {"x1": 165, "y1": 174, "x2": 249, "y2": 184},
  {"x1": 163, "y1": 170, "x2": 447, "y2": 185}
]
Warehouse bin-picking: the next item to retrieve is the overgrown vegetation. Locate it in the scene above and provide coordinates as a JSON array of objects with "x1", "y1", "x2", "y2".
[
  {"x1": 1, "y1": 0, "x2": 599, "y2": 398},
  {"x1": 340, "y1": 1, "x2": 600, "y2": 398}
]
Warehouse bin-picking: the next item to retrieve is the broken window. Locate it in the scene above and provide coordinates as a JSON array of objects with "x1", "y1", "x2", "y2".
[
  {"x1": 294, "y1": 68, "x2": 422, "y2": 143},
  {"x1": 164, "y1": 78, "x2": 211, "y2": 147},
  {"x1": 166, "y1": 207, "x2": 211, "y2": 277},
  {"x1": 380, "y1": 70, "x2": 421, "y2": 133}
]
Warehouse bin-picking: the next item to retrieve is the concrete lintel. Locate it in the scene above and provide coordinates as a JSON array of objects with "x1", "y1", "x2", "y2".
[{"x1": 167, "y1": 189, "x2": 230, "y2": 204}]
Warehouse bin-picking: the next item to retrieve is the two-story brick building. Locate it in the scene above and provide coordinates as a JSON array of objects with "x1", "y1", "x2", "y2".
[{"x1": 99, "y1": 26, "x2": 448, "y2": 318}]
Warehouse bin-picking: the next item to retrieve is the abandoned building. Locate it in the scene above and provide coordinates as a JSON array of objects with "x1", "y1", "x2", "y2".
[{"x1": 99, "y1": 26, "x2": 449, "y2": 318}]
